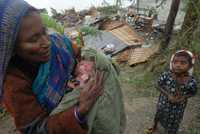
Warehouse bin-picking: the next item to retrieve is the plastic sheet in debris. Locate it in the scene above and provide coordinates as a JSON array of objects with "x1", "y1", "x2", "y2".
[{"x1": 83, "y1": 31, "x2": 128, "y2": 56}]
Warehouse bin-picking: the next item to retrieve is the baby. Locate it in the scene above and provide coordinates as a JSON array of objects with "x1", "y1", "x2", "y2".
[
  {"x1": 67, "y1": 59, "x2": 95, "y2": 89},
  {"x1": 51, "y1": 48, "x2": 126, "y2": 134}
]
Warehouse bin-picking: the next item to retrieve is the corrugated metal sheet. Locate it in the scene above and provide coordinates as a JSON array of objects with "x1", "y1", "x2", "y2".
[
  {"x1": 83, "y1": 31, "x2": 128, "y2": 56},
  {"x1": 128, "y1": 46, "x2": 158, "y2": 66},
  {"x1": 110, "y1": 25, "x2": 144, "y2": 46}
]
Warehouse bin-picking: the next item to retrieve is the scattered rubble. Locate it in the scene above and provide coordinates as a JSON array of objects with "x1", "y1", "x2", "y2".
[
  {"x1": 51, "y1": 8, "x2": 82, "y2": 27},
  {"x1": 51, "y1": 6, "x2": 163, "y2": 66}
]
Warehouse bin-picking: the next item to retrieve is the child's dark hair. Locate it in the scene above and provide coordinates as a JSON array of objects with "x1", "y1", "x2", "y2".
[{"x1": 174, "y1": 51, "x2": 192, "y2": 65}]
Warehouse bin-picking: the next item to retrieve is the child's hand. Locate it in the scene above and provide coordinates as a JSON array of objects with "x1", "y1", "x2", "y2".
[
  {"x1": 168, "y1": 95, "x2": 177, "y2": 103},
  {"x1": 176, "y1": 96, "x2": 186, "y2": 103},
  {"x1": 168, "y1": 95, "x2": 186, "y2": 104}
]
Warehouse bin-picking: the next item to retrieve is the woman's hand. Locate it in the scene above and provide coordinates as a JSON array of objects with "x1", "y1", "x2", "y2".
[{"x1": 78, "y1": 71, "x2": 105, "y2": 116}]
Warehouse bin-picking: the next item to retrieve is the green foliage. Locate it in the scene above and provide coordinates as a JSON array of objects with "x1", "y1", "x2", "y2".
[
  {"x1": 188, "y1": 128, "x2": 200, "y2": 134},
  {"x1": 115, "y1": 0, "x2": 122, "y2": 7},
  {"x1": 39, "y1": 8, "x2": 48, "y2": 14},
  {"x1": 40, "y1": 13, "x2": 64, "y2": 34},
  {"x1": 156, "y1": 0, "x2": 167, "y2": 8},
  {"x1": 97, "y1": 6, "x2": 118, "y2": 16},
  {"x1": 80, "y1": 26, "x2": 101, "y2": 37}
]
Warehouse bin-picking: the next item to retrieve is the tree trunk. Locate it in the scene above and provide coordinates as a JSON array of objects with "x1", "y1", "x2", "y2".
[
  {"x1": 164, "y1": 0, "x2": 181, "y2": 46},
  {"x1": 181, "y1": 0, "x2": 200, "y2": 45}
]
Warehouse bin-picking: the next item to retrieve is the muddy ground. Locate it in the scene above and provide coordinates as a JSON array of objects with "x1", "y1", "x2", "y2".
[{"x1": 0, "y1": 65, "x2": 200, "y2": 134}]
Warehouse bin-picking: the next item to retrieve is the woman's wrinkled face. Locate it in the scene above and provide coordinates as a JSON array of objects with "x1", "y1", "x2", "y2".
[{"x1": 16, "y1": 12, "x2": 50, "y2": 63}]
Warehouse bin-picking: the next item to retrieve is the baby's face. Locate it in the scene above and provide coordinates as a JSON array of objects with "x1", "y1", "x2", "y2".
[
  {"x1": 74, "y1": 60, "x2": 95, "y2": 86},
  {"x1": 75, "y1": 60, "x2": 94, "y2": 79}
]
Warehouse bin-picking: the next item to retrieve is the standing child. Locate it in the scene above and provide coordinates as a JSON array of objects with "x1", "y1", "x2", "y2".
[{"x1": 147, "y1": 50, "x2": 198, "y2": 134}]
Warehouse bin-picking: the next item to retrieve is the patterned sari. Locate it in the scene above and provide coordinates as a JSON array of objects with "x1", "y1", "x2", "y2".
[{"x1": 32, "y1": 34, "x2": 75, "y2": 112}]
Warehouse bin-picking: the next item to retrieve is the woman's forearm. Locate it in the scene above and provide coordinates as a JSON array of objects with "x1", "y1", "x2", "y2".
[{"x1": 47, "y1": 106, "x2": 87, "y2": 134}]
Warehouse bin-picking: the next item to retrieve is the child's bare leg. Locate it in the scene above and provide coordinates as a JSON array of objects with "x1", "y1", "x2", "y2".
[
  {"x1": 152, "y1": 113, "x2": 159, "y2": 131},
  {"x1": 151, "y1": 118, "x2": 158, "y2": 132},
  {"x1": 146, "y1": 115, "x2": 158, "y2": 134}
]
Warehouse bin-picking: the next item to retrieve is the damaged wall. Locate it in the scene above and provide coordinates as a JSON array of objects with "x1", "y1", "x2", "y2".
[{"x1": 135, "y1": 0, "x2": 185, "y2": 26}]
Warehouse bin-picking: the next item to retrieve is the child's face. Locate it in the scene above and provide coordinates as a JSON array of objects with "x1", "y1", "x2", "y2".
[{"x1": 172, "y1": 56, "x2": 191, "y2": 74}]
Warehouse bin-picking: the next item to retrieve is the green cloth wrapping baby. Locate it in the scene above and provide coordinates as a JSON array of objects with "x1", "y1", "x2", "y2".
[{"x1": 51, "y1": 47, "x2": 126, "y2": 134}]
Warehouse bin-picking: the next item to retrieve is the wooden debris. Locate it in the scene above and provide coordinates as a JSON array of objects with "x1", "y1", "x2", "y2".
[
  {"x1": 99, "y1": 20, "x2": 124, "y2": 31},
  {"x1": 110, "y1": 25, "x2": 144, "y2": 46},
  {"x1": 128, "y1": 46, "x2": 159, "y2": 66},
  {"x1": 116, "y1": 48, "x2": 132, "y2": 63},
  {"x1": 135, "y1": 15, "x2": 154, "y2": 32}
]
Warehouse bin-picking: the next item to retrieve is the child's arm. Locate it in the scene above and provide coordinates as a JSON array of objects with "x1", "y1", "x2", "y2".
[
  {"x1": 157, "y1": 71, "x2": 180, "y2": 103},
  {"x1": 157, "y1": 71, "x2": 171, "y2": 97},
  {"x1": 175, "y1": 95, "x2": 192, "y2": 103},
  {"x1": 174, "y1": 78, "x2": 198, "y2": 103},
  {"x1": 157, "y1": 86, "x2": 170, "y2": 97},
  {"x1": 186, "y1": 78, "x2": 198, "y2": 96},
  {"x1": 181, "y1": 78, "x2": 197, "y2": 98}
]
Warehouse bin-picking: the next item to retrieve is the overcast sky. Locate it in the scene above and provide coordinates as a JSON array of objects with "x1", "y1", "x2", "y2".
[
  {"x1": 24, "y1": 0, "x2": 135, "y2": 13},
  {"x1": 24, "y1": 0, "x2": 115, "y2": 12}
]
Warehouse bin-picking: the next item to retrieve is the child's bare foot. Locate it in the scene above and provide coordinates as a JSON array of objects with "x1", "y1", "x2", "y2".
[{"x1": 145, "y1": 127, "x2": 156, "y2": 134}]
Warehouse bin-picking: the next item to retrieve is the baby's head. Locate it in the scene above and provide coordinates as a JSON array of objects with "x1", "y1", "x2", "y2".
[
  {"x1": 75, "y1": 59, "x2": 94, "y2": 76},
  {"x1": 171, "y1": 50, "x2": 195, "y2": 75},
  {"x1": 74, "y1": 57, "x2": 95, "y2": 85}
]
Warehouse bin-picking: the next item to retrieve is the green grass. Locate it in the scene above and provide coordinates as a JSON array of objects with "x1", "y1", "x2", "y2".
[
  {"x1": 119, "y1": 64, "x2": 159, "y2": 98},
  {"x1": 187, "y1": 120, "x2": 200, "y2": 134},
  {"x1": 188, "y1": 128, "x2": 200, "y2": 134}
]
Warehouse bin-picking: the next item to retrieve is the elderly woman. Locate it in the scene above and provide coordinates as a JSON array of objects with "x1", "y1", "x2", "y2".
[
  {"x1": 0, "y1": 0, "x2": 104, "y2": 133},
  {"x1": 0, "y1": 0, "x2": 126, "y2": 134}
]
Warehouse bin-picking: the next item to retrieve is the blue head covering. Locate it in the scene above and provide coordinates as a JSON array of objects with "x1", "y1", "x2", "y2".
[
  {"x1": 0, "y1": 0, "x2": 75, "y2": 112},
  {"x1": 32, "y1": 33, "x2": 75, "y2": 112},
  {"x1": 0, "y1": 0, "x2": 32, "y2": 100}
]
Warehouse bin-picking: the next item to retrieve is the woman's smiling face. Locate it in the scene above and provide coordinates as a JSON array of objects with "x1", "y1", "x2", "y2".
[{"x1": 16, "y1": 11, "x2": 51, "y2": 63}]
